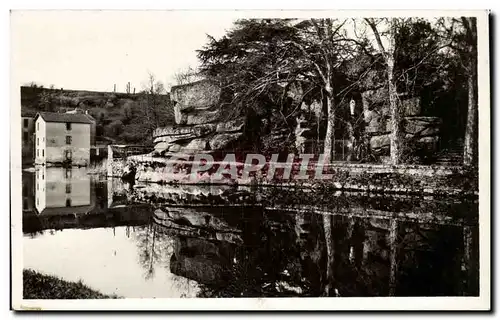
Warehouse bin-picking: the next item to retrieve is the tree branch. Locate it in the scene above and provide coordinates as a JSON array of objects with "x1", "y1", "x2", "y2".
[
  {"x1": 364, "y1": 18, "x2": 387, "y2": 58},
  {"x1": 290, "y1": 40, "x2": 327, "y2": 84}
]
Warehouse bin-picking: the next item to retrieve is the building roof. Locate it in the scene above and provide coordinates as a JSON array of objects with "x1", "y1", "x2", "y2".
[{"x1": 35, "y1": 112, "x2": 95, "y2": 124}]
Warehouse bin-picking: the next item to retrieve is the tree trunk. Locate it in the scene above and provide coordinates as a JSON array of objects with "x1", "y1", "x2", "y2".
[
  {"x1": 387, "y1": 52, "x2": 403, "y2": 165},
  {"x1": 463, "y1": 18, "x2": 478, "y2": 168},
  {"x1": 323, "y1": 90, "x2": 335, "y2": 162},
  {"x1": 386, "y1": 20, "x2": 403, "y2": 165},
  {"x1": 463, "y1": 68, "x2": 477, "y2": 167},
  {"x1": 366, "y1": 18, "x2": 404, "y2": 165}
]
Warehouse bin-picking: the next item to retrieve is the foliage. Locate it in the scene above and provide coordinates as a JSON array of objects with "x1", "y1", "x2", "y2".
[
  {"x1": 198, "y1": 19, "x2": 301, "y2": 121},
  {"x1": 21, "y1": 84, "x2": 175, "y2": 145},
  {"x1": 38, "y1": 89, "x2": 56, "y2": 112},
  {"x1": 197, "y1": 17, "x2": 477, "y2": 165}
]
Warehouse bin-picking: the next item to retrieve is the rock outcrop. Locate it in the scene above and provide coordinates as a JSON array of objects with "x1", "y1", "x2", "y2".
[
  {"x1": 153, "y1": 79, "x2": 244, "y2": 154},
  {"x1": 362, "y1": 88, "x2": 441, "y2": 158}
]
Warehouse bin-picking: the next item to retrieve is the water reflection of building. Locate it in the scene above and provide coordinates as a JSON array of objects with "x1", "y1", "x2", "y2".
[
  {"x1": 23, "y1": 169, "x2": 153, "y2": 234},
  {"x1": 22, "y1": 170, "x2": 36, "y2": 212},
  {"x1": 35, "y1": 167, "x2": 95, "y2": 215}
]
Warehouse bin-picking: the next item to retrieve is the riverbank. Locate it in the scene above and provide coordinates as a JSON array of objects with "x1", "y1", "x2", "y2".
[
  {"x1": 23, "y1": 269, "x2": 120, "y2": 299},
  {"x1": 108, "y1": 155, "x2": 478, "y2": 196}
]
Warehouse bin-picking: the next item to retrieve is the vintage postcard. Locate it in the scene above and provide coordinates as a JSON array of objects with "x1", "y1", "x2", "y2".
[{"x1": 10, "y1": 10, "x2": 490, "y2": 311}]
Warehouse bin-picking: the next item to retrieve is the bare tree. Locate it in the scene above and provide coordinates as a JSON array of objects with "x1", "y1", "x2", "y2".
[
  {"x1": 290, "y1": 19, "x2": 366, "y2": 162},
  {"x1": 142, "y1": 73, "x2": 166, "y2": 136},
  {"x1": 173, "y1": 66, "x2": 202, "y2": 85}
]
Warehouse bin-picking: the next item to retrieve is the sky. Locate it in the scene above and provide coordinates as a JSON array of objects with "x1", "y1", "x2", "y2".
[
  {"x1": 11, "y1": 11, "x2": 237, "y2": 92},
  {"x1": 10, "y1": 11, "x2": 476, "y2": 94}
]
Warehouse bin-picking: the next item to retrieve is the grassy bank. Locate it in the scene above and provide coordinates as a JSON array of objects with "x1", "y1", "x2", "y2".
[{"x1": 23, "y1": 269, "x2": 120, "y2": 299}]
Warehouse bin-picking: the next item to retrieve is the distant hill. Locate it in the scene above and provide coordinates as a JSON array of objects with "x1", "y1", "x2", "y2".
[{"x1": 20, "y1": 86, "x2": 175, "y2": 145}]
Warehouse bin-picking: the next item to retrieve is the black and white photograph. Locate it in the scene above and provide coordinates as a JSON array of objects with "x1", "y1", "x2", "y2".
[{"x1": 10, "y1": 10, "x2": 490, "y2": 311}]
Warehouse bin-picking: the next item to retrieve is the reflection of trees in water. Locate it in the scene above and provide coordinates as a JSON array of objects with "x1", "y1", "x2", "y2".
[
  {"x1": 321, "y1": 214, "x2": 384, "y2": 297},
  {"x1": 462, "y1": 225, "x2": 479, "y2": 296},
  {"x1": 196, "y1": 212, "x2": 316, "y2": 297},
  {"x1": 169, "y1": 273, "x2": 199, "y2": 298},
  {"x1": 195, "y1": 209, "x2": 478, "y2": 298},
  {"x1": 132, "y1": 220, "x2": 202, "y2": 297},
  {"x1": 322, "y1": 215, "x2": 479, "y2": 297},
  {"x1": 132, "y1": 220, "x2": 174, "y2": 280},
  {"x1": 129, "y1": 204, "x2": 478, "y2": 298},
  {"x1": 397, "y1": 222, "x2": 478, "y2": 296}
]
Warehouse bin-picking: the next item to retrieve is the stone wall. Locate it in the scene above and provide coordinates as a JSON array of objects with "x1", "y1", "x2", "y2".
[{"x1": 107, "y1": 151, "x2": 474, "y2": 196}]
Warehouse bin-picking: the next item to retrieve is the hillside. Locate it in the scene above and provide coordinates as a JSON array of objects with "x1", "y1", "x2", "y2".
[{"x1": 21, "y1": 86, "x2": 175, "y2": 145}]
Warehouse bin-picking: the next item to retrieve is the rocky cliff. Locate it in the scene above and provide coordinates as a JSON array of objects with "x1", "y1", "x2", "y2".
[
  {"x1": 153, "y1": 80, "x2": 245, "y2": 154},
  {"x1": 361, "y1": 88, "x2": 441, "y2": 162}
]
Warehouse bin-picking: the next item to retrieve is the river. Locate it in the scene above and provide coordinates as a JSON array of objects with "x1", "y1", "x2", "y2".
[{"x1": 22, "y1": 166, "x2": 479, "y2": 298}]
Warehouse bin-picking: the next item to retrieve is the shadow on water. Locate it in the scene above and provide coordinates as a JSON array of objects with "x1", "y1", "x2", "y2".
[{"x1": 21, "y1": 167, "x2": 479, "y2": 298}]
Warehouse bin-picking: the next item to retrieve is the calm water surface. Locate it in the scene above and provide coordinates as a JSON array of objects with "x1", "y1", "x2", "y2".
[{"x1": 22, "y1": 167, "x2": 479, "y2": 298}]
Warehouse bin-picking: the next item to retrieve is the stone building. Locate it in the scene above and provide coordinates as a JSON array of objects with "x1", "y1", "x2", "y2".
[{"x1": 34, "y1": 112, "x2": 95, "y2": 166}]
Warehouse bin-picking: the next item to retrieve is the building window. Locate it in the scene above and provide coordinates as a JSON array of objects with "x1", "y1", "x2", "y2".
[
  {"x1": 24, "y1": 119, "x2": 29, "y2": 128},
  {"x1": 66, "y1": 123, "x2": 72, "y2": 131},
  {"x1": 66, "y1": 199, "x2": 72, "y2": 207},
  {"x1": 42, "y1": 149, "x2": 44, "y2": 157},
  {"x1": 37, "y1": 138, "x2": 39, "y2": 146},
  {"x1": 66, "y1": 136, "x2": 72, "y2": 145},
  {"x1": 23, "y1": 132, "x2": 28, "y2": 143},
  {"x1": 36, "y1": 149, "x2": 39, "y2": 157},
  {"x1": 65, "y1": 183, "x2": 71, "y2": 194},
  {"x1": 37, "y1": 122, "x2": 39, "y2": 131}
]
